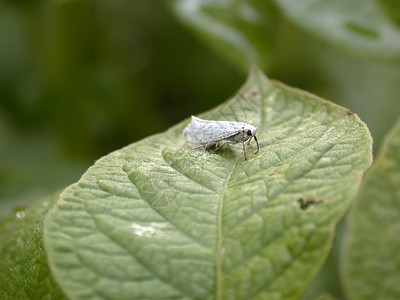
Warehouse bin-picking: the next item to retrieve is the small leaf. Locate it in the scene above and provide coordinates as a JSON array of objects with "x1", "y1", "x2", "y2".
[
  {"x1": 342, "y1": 118, "x2": 400, "y2": 300},
  {"x1": 0, "y1": 195, "x2": 66, "y2": 300},
  {"x1": 44, "y1": 67, "x2": 372, "y2": 299}
]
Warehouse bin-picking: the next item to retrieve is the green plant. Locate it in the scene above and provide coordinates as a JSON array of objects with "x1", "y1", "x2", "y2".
[
  {"x1": 1, "y1": 1, "x2": 400, "y2": 299},
  {"x1": 2, "y1": 67, "x2": 375, "y2": 299}
]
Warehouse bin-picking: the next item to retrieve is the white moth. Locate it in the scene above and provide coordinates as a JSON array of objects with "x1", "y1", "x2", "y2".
[{"x1": 183, "y1": 116, "x2": 259, "y2": 160}]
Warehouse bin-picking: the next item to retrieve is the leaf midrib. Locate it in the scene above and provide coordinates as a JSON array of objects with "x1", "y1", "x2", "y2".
[{"x1": 215, "y1": 159, "x2": 238, "y2": 300}]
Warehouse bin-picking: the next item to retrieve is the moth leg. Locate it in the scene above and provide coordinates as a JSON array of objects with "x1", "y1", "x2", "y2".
[
  {"x1": 246, "y1": 136, "x2": 253, "y2": 147},
  {"x1": 193, "y1": 144, "x2": 212, "y2": 152},
  {"x1": 242, "y1": 140, "x2": 247, "y2": 161},
  {"x1": 214, "y1": 141, "x2": 226, "y2": 151},
  {"x1": 208, "y1": 142, "x2": 221, "y2": 154},
  {"x1": 253, "y1": 136, "x2": 260, "y2": 154},
  {"x1": 203, "y1": 138, "x2": 216, "y2": 151},
  {"x1": 201, "y1": 144, "x2": 210, "y2": 152},
  {"x1": 194, "y1": 140, "x2": 217, "y2": 153}
]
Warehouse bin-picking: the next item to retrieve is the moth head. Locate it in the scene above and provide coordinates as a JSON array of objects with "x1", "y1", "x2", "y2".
[{"x1": 246, "y1": 125, "x2": 257, "y2": 137}]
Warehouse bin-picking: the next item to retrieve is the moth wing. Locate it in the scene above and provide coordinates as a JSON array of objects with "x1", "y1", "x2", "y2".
[
  {"x1": 183, "y1": 116, "x2": 219, "y2": 143},
  {"x1": 207, "y1": 129, "x2": 242, "y2": 143},
  {"x1": 191, "y1": 115, "x2": 218, "y2": 125}
]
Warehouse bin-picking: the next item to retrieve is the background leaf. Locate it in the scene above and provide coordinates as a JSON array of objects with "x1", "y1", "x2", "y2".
[
  {"x1": 167, "y1": 0, "x2": 400, "y2": 71},
  {"x1": 342, "y1": 117, "x2": 400, "y2": 300},
  {"x1": 0, "y1": 194, "x2": 66, "y2": 300},
  {"x1": 377, "y1": 0, "x2": 400, "y2": 27},
  {"x1": 314, "y1": 292, "x2": 338, "y2": 300},
  {"x1": 275, "y1": 0, "x2": 400, "y2": 61},
  {"x1": 0, "y1": 0, "x2": 243, "y2": 218},
  {"x1": 0, "y1": 112, "x2": 87, "y2": 220},
  {"x1": 166, "y1": 0, "x2": 279, "y2": 71},
  {"x1": 44, "y1": 67, "x2": 372, "y2": 299}
]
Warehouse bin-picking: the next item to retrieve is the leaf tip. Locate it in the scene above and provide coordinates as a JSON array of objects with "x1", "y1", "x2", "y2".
[{"x1": 248, "y1": 64, "x2": 267, "y2": 80}]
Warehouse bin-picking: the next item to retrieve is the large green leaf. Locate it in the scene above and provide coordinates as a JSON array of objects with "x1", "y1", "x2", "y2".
[
  {"x1": 44, "y1": 67, "x2": 372, "y2": 299},
  {"x1": 0, "y1": 194, "x2": 66, "y2": 300},
  {"x1": 342, "y1": 118, "x2": 400, "y2": 300}
]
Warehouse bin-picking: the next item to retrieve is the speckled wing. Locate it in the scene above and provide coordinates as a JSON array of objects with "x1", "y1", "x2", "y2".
[{"x1": 183, "y1": 116, "x2": 241, "y2": 144}]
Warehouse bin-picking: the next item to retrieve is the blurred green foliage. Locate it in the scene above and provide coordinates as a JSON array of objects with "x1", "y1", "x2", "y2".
[
  {"x1": 0, "y1": 0, "x2": 244, "y2": 217},
  {"x1": 0, "y1": 0, "x2": 399, "y2": 298},
  {"x1": 0, "y1": 193, "x2": 66, "y2": 299}
]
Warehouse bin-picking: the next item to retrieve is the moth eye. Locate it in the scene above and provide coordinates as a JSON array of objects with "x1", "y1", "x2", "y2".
[{"x1": 247, "y1": 130, "x2": 252, "y2": 136}]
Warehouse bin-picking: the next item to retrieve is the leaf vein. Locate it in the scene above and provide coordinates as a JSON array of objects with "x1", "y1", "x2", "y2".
[{"x1": 122, "y1": 165, "x2": 210, "y2": 249}]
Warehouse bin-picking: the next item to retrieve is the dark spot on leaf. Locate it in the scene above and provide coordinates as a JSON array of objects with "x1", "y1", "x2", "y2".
[
  {"x1": 296, "y1": 198, "x2": 322, "y2": 210},
  {"x1": 347, "y1": 110, "x2": 354, "y2": 116},
  {"x1": 251, "y1": 91, "x2": 260, "y2": 98}
]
